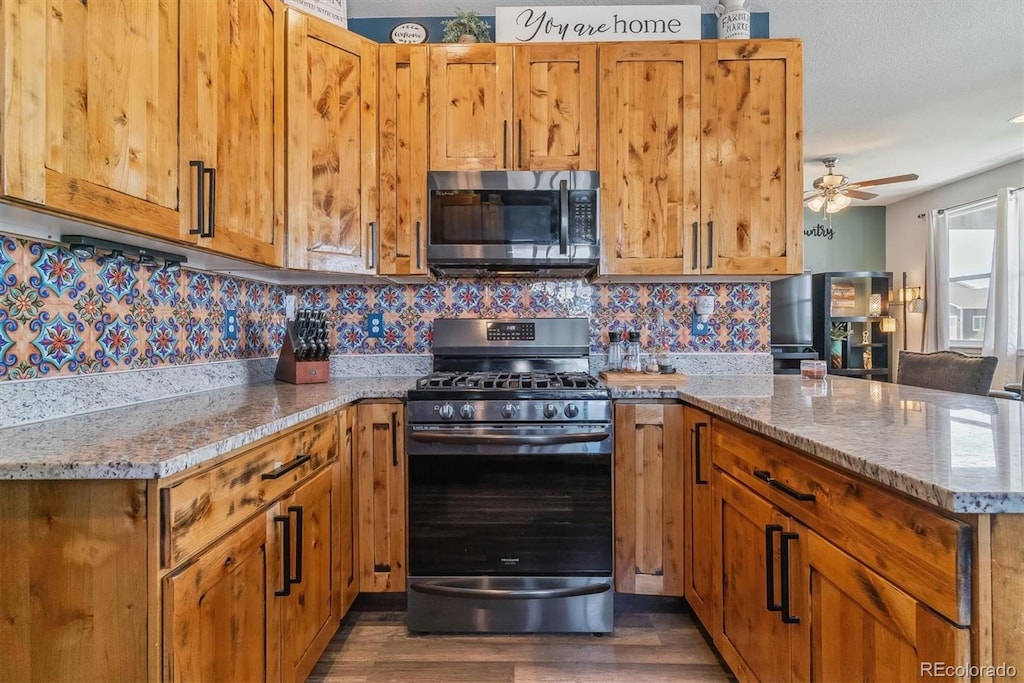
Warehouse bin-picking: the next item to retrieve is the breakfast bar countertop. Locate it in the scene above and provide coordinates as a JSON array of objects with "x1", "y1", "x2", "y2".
[{"x1": 2, "y1": 373, "x2": 1022, "y2": 514}]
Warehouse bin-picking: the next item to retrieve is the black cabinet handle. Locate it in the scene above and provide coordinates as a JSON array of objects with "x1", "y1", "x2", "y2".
[
  {"x1": 518, "y1": 119, "x2": 524, "y2": 169},
  {"x1": 780, "y1": 531, "x2": 800, "y2": 624},
  {"x1": 503, "y1": 120, "x2": 509, "y2": 168},
  {"x1": 765, "y1": 523, "x2": 783, "y2": 612},
  {"x1": 289, "y1": 505, "x2": 303, "y2": 584},
  {"x1": 694, "y1": 422, "x2": 708, "y2": 485},
  {"x1": 691, "y1": 221, "x2": 699, "y2": 270},
  {"x1": 366, "y1": 221, "x2": 378, "y2": 270},
  {"x1": 274, "y1": 514, "x2": 292, "y2": 597},
  {"x1": 261, "y1": 454, "x2": 312, "y2": 480},
  {"x1": 753, "y1": 469, "x2": 816, "y2": 502},
  {"x1": 203, "y1": 167, "x2": 216, "y2": 238},
  {"x1": 188, "y1": 160, "x2": 205, "y2": 235},
  {"x1": 391, "y1": 411, "x2": 399, "y2": 467},
  {"x1": 415, "y1": 221, "x2": 423, "y2": 269},
  {"x1": 706, "y1": 220, "x2": 714, "y2": 269}
]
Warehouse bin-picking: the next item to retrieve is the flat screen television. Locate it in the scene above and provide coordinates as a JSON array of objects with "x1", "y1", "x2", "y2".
[{"x1": 770, "y1": 273, "x2": 814, "y2": 348}]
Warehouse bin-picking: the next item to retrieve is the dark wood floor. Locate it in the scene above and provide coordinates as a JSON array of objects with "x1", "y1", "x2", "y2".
[{"x1": 309, "y1": 610, "x2": 733, "y2": 682}]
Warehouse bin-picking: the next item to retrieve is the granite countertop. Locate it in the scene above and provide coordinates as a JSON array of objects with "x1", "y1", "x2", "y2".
[
  {"x1": 2, "y1": 373, "x2": 1022, "y2": 514},
  {"x1": 0, "y1": 377, "x2": 419, "y2": 480}
]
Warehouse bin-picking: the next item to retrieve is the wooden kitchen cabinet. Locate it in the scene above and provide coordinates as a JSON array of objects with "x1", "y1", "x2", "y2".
[
  {"x1": 355, "y1": 401, "x2": 407, "y2": 592},
  {"x1": 0, "y1": 0, "x2": 182, "y2": 242},
  {"x1": 598, "y1": 39, "x2": 803, "y2": 277},
  {"x1": 338, "y1": 405, "x2": 360, "y2": 613},
  {"x1": 378, "y1": 44, "x2": 429, "y2": 277},
  {"x1": 682, "y1": 406, "x2": 716, "y2": 628},
  {"x1": 428, "y1": 44, "x2": 597, "y2": 171},
  {"x1": 613, "y1": 402, "x2": 685, "y2": 596},
  {"x1": 285, "y1": 11, "x2": 378, "y2": 273}
]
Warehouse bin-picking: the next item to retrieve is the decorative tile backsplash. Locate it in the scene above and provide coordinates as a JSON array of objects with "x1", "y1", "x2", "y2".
[{"x1": 0, "y1": 234, "x2": 770, "y2": 381}]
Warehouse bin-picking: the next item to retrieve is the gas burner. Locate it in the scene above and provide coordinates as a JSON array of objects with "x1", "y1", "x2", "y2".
[{"x1": 416, "y1": 371, "x2": 603, "y2": 392}]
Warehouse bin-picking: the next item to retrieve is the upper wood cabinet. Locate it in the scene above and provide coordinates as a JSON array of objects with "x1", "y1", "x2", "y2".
[
  {"x1": 1, "y1": 0, "x2": 182, "y2": 242},
  {"x1": 613, "y1": 402, "x2": 685, "y2": 596},
  {"x1": 378, "y1": 45, "x2": 429, "y2": 277},
  {"x1": 599, "y1": 39, "x2": 803, "y2": 277},
  {"x1": 285, "y1": 11, "x2": 378, "y2": 273},
  {"x1": 180, "y1": 0, "x2": 285, "y2": 266},
  {"x1": 429, "y1": 44, "x2": 597, "y2": 171}
]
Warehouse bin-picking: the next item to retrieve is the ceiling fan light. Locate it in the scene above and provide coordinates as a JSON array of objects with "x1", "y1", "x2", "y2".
[
  {"x1": 821, "y1": 173, "x2": 845, "y2": 188},
  {"x1": 825, "y1": 193, "x2": 852, "y2": 213},
  {"x1": 807, "y1": 195, "x2": 826, "y2": 212}
]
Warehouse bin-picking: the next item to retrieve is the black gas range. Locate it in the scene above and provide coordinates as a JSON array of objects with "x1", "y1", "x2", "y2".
[{"x1": 405, "y1": 318, "x2": 613, "y2": 635}]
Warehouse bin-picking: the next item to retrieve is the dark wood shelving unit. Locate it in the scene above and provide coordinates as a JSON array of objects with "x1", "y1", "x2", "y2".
[{"x1": 812, "y1": 272, "x2": 894, "y2": 382}]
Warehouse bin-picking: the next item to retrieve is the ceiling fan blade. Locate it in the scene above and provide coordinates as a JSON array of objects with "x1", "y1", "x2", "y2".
[
  {"x1": 844, "y1": 189, "x2": 878, "y2": 200},
  {"x1": 847, "y1": 173, "x2": 919, "y2": 189},
  {"x1": 803, "y1": 190, "x2": 820, "y2": 199}
]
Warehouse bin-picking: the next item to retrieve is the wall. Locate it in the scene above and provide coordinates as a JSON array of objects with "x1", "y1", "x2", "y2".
[
  {"x1": 802, "y1": 206, "x2": 886, "y2": 273},
  {"x1": 0, "y1": 233, "x2": 770, "y2": 382},
  {"x1": 886, "y1": 160, "x2": 1024, "y2": 354}
]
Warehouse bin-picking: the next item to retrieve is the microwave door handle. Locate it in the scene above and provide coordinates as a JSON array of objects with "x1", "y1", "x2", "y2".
[{"x1": 559, "y1": 179, "x2": 569, "y2": 255}]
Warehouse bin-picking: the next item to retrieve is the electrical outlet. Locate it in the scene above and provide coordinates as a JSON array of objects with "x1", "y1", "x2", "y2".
[
  {"x1": 691, "y1": 316, "x2": 712, "y2": 337},
  {"x1": 367, "y1": 312, "x2": 384, "y2": 338},
  {"x1": 284, "y1": 295, "x2": 297, "y2": 321},
  {"x1": 224, "y1": 309, "x2": 239, "y2": 341}
]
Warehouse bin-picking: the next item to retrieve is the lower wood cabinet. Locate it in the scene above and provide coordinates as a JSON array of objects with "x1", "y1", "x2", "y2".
[
  {"x1": 613, "y1": 402, "x2": 685, "y2": 596},
  {"x1": 682, "y1": 406, "x2": 716, "y2": 629},
  {"x1": 355, "y1": 400, "x2": 407, "y2": 592},
  {"x1": 338, "y1": 405, "x2": 360, "y2": 613}
]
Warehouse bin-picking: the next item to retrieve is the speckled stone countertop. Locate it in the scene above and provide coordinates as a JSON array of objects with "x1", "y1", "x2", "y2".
[
  {"x1": 0, "y1": 377, "x2": 418, "y2": 480},
  {"x1": 4, "y1": 373, "x2": 1023, "y2": 514}
]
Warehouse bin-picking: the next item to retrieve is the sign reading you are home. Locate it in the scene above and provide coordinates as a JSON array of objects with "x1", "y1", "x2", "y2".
[{"x1": 495, "y1": 5, "x2": 701, "y2": 42}]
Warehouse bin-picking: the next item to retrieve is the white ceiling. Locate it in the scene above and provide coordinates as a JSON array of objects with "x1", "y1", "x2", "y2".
[{"x1": 348, "y1": 0, "x2": 1024, "y2": 205}]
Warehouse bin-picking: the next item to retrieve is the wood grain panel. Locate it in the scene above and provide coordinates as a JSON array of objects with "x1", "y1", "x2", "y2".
[
  {"x1": 683, "y1": 406, "x2": 716, "y2": 631},
  {"x1": 378, "y1": 45, "x2": 429, "y2": 276},
  {"x1": 598, "y1": 43, "x2": 701, "y2": 276},
  {"x1": 162, "y1": 417, "x2": 335, "y2": 567},
  {"x1": 513, "y1": 44, "x2": 597, "y2": 170},
  {"x1": 0, "y1": 480, "x2": 149, "y2": 683},
  {"x1": 700, "y1": 39, "x2": 803, "y2": 275},
  {"x1": 338, "y1": 407, "x2": 359, "y2": 614},
  {"x1": 286, "y1": 11, "x2": 378, "y2": 272},
  {"x1": 989, "y1": 514, "x2": 1024, "y2": 677},
  {"x1": 356, "y1": 402, "x2": 407, "y2": 592}
]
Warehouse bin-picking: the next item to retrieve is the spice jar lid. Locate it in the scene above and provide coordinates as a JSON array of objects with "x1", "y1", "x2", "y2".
[
  {"x1": 628, "y1": 331, "x2": 640, "y2": 342},
  {"x1": 608, "y1": 331, "x2": 621, "y2": 342}
]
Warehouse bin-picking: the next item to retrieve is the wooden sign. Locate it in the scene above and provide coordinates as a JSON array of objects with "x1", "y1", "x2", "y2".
[{"x1": 495, "y1": 5, "x2": 701, "y2": 42}]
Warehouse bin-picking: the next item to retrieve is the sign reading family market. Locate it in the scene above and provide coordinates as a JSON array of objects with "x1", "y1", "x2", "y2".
[{"x1": 495, "y1": 5, "x2": 701, "y2": 43}]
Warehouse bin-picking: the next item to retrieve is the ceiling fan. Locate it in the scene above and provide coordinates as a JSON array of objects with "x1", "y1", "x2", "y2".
[{"x1": 804, "y1": 157, "x2": 919, "y2": 214}]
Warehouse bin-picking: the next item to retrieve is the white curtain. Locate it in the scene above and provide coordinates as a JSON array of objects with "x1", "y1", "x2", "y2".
[
  {"x1": 982, "y1": 188, "x2": 1023, "y2": 387},
  {"x1": 923, "y1": 209, "x2": 950, "y2": 352}
]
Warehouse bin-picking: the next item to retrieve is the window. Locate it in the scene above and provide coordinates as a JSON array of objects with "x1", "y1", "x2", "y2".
[{"x1": 946, "y1": 197, "x2": 996, "y2": 345}]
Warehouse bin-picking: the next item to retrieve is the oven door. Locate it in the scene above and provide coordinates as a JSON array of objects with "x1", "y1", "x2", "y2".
[{"x1": 407, "y1": 423, "x2": 612, "y2": 578}]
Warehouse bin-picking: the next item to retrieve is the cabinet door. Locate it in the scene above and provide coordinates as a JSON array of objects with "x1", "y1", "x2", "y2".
[
  {"x1": 338, "y1": 406, "x2": 359, "y2": 614},
  {"x1": 356, "y1": 402, "x2": 407, "y2": 592},
  {"x1": 164, "y1": 513, "x2": 273, "y2": 683},
  {"x1": 598, "y1": 43, "x2": 702, "y2": 276},
  {"x1": 700, "y1": 40, "x2": 803, "y2": 276},
  {"x1": 286, "y1": 12, "x2": 378, "y2": 273},
  {"x1": 714, "y1": 469, "x2": 797, "y2": 683},
  {"x1": 512, "y1": 44, "x2": 597, "y2": 170},
  {"x1": 682, "y1": 407, "x2": 715, "y2": 629},
  {"x1": 1, "y1": 0, "x2": 181, "y2": 241},
  {"x1": 791, "y1": 525, "x2": 970, "y2": 682},
  {"x1": 428, "y1": 45, "x2": 514, "y2": 170},
  {"x1": 181, "y1": 0, "x2": 284, "y2": 266},
  {"x1": 613, "y1": 403, "x2": 685, "y2": 596},
  {"x1": 278, "y1": 467, "x2": 339, "y2": 683},
  {"x1": 378, "y1": 44, "x2": 428, "y2": 277}
]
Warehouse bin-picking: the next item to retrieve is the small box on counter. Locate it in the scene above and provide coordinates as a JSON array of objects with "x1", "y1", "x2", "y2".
[{"x1": 275, "y1": 309, "x2": 330, "y2": 384}]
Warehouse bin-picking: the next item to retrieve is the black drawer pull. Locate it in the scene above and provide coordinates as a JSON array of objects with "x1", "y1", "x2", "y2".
[
  {"x1": 288, "y1": 505, "x2": 303, "y2": 584},
  {"x1": 765, "y1": 524, "x2": 783, "y2": 612},
  {"x1": 780, "y1": 531, "x2": 800, "y2": 624},
  {"x1": 188, "y1": 160, "x2": 205, "y2": 235},
  {"x1": 753, "y1": 469, "x2": 816, "y2": 502},
  {"x1": 693, "y1": 422, "x2": 708, "y2": 485},
  {"x1": 274, "y1": 514, "x2": 291, "y2": 597},
  {"x1": 203, "y1": 166, "x2": 216, "y2": 238},
  {"x1": 261, "y1": 454, "x2": 312, "y2": 480},
  {"x1": 390, "y1": 411, "x2": 399, "y2": 467}
]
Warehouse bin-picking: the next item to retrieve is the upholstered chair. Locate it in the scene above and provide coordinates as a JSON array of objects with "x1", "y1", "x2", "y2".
[{"x1": 896, "y1": 350, "x2": 998, "y2": 396}]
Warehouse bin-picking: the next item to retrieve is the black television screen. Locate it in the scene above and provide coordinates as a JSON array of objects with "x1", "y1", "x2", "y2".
[{"x1": 770, "y1": 274, "x2": 814, "y2": 347}]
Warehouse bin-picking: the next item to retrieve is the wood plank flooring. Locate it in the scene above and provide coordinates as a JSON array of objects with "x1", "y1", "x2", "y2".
[{"x1": 309, "y1": 611, "x2": 733, "y2": 682}]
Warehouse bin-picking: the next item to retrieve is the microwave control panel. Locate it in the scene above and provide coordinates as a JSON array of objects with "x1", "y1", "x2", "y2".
[{"x1": 569, "y1": 191, "x2": 597, "y2": 244}]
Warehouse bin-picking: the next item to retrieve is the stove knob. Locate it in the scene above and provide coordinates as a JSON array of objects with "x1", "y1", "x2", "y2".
[
  {"x1": 564, "y1": 403, "x2": 580, "y2": 418},
  {"x1": 438, "y1": 403, "x2": 455, "y2": 420},
  {"x1": 501, "y1": 403, "x2": 517, "y2": 419},
  {"x1": 459, "y1": 403, "x2": 475, "y2": 420},
  {"x1": 543, "y1": 403, "x2": 559, "y2": 419}
]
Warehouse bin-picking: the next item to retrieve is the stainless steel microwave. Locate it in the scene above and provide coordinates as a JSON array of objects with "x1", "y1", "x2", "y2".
[{"x1": 426, "y1": 170, "x2": 599, "y2": 277}]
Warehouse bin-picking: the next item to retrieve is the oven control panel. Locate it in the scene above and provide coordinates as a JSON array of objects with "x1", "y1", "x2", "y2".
[
  {"x1": 486, "y1": 322, "x2": 535, "y2": 341},
  {"x1": 408, "y1": 399, "x2": 611, "y2": 424}
]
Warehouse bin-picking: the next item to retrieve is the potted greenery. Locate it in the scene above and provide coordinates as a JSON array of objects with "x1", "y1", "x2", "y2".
[
  {"x1": 829, "y1": 322, "x2": 848, "y2": 369},
  {"x1": 441, "y1": 9, "x2": 492, "y2": 43}
]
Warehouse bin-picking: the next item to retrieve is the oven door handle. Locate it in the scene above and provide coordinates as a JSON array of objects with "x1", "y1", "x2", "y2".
[
  {"x1": 408, "y1": 582, "x2": 611, "y2": 601},
  {"x1": 408, "y1": 428, "x2": 610, "y2": 445}
]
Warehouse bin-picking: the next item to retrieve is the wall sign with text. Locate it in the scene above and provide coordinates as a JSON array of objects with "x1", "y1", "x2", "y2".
[
  {"x1": 496, "y1": 5, "x2": 701, "y2": 42},
  {"x1": 285, "y1": 0, "x2": 347, "y2": 28}
]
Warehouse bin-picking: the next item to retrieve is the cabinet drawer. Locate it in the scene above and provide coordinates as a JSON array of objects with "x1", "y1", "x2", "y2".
[
  {"x1": 162, "y1": 417, "x2": 336, "y2": 568},
  {"x1": 712, "y1": 419, "x2": 971, "y2": 625}
]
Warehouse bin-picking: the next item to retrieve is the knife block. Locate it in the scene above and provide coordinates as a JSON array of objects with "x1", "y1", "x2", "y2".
[{"x1": 274, "y1": 324, "x2": 330, "y2": 384}]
